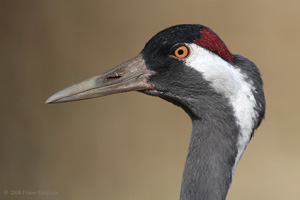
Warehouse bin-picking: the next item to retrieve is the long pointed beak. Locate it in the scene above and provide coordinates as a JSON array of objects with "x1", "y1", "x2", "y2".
[{"x1": 46, "y1": 54, "x2": 155, "y2": 104}]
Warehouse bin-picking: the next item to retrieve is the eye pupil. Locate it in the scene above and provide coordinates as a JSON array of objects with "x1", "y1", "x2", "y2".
[{"x1": 178, "y1": 49, "x2": 184, "y2": 55}]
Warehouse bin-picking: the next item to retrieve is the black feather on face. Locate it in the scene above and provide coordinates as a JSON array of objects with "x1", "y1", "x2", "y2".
[
  {"x1": 142, "y1": 24, "x2": 203, "y2": 59},
  {"x1": 140, "y1": 25, "x2": 230, "y2": 119}
]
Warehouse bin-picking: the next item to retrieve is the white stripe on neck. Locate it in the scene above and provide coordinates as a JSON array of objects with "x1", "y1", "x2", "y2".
[{"x1": 184, "y1": 43, "x2": 258, "y2": 176}]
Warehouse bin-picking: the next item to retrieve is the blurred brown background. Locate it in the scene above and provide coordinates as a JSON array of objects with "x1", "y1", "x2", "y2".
[{"x1": 1, "y1": 0, "x2": 299, "y2": 200}]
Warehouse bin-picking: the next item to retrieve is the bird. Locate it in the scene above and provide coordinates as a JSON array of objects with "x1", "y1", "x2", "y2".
[{"x1": 46, "y1": 24, "x2": 266, "y2": 200}]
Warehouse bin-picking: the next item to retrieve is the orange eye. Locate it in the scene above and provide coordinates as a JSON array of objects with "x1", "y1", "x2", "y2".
[{"x1": 173, "y1": 45, "x2": 190, "y2": 59}]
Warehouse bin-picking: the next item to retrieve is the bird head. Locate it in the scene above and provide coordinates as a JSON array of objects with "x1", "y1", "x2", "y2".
[{"x1": 46, "y1": 24, "x2": 265, "y2": 126}]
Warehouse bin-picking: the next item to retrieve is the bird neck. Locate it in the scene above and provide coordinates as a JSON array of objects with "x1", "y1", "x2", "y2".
[{"x1": 180, "y1": 115, "x2": 239, "y2": 200}]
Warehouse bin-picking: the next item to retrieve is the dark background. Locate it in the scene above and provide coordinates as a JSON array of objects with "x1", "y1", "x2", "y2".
[{"x1": 1, "y1": 0, "x2": 299, "y2": 199}]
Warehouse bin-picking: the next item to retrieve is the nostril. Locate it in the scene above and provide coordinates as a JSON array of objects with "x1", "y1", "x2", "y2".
[{"x1": 106, "y1": 72, "x2": 122, "y2": 81}]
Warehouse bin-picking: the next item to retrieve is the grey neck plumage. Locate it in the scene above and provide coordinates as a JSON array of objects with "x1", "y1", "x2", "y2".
[{"x1": 180, "y1": 112, "x2": 240, "y2": 200}]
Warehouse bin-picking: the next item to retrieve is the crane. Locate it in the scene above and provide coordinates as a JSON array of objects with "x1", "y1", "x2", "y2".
[{"x1": 46, "y1": 24, "x2": 266, "y2": 200}]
